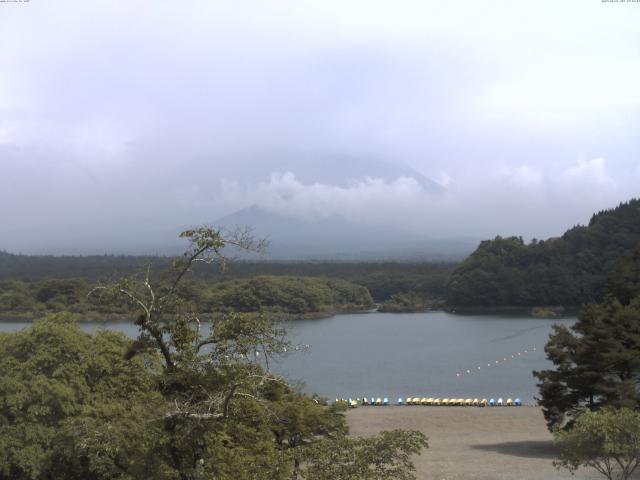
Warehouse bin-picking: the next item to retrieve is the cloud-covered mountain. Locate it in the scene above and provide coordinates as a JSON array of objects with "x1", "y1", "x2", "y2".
[
  {"x1": 2, "y1": 1, "x2": 640, "y2": 255},
  {"x1": 218, "y1": 152, "x2": 444, "y2": 193},
  {"x1": 215, "y1": 205, "x2": 477, "y2": 261}
]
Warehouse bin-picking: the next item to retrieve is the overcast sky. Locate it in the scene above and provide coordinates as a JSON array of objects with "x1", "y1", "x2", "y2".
[{"x1": 1, "y1": 0, "x2": 639, "y2": 254}]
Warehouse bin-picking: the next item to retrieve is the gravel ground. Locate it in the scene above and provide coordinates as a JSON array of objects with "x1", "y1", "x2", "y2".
[{"x1": 346, "y1": 406, "x2": 621, "y2": 480}]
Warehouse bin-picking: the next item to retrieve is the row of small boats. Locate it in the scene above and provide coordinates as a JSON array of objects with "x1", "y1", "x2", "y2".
[{"x1": 337, "y1": 397, "x2": 523, "y2": 408}]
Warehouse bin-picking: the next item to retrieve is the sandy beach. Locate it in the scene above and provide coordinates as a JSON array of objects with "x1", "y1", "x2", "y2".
[{"x1": 346, "y1": 406, "x2": 611, "y2": 480}]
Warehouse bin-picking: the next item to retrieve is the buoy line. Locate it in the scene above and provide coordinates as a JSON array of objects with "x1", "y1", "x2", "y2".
[{"x1": 455, "y1": 346, "x2": 538, "y2": 378}]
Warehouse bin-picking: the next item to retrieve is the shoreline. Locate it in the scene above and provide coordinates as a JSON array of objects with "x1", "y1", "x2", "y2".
[
  {"x1": 444, "y1": 305, "x2": 580, "y2": 318},
  {"x1": 0, "y1": 305, "x2": 579, "y2": 323},
  {"x1": 0, "y1": 305, "x2": 376, "y2": 323}
]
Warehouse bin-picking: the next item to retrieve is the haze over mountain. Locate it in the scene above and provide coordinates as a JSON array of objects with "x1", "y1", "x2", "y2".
[
  {"x1": 215, "y1": 205, "x2": 476, "y2": 260},
  {"x1": 2, "y1": 1, "x2": 639, "y2": 254},
  {"x1": 2, "y1": 155, "x2": 455, "y2": 257},
  {"x1": 215, "y1": 153, "x2": 445, "y2": 192}
]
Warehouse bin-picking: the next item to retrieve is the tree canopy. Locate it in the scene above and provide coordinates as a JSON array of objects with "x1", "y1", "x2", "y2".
[
  {"x1": 0, "y1": 226, "x2": 428, "y2": 480},
  {"x1": 0, "y1": 275, "x2": 374, "y2": 319},
  {"x1": 554, "y1": 408, "x2": 640, "y2": 480},
  {"x1": 0, "y1": 313, "x2": 164, "y2": 480},
  {"x1": 534, "y1": 296, "x2": 640, "y2": 430},
  {"x1": 447, "y1": 199, "x2": 640, "y2": 307}
]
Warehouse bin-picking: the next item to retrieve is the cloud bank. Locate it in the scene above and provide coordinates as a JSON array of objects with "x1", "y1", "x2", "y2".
[
  {"x1": 0, "y1": 1, "x2": 639, "y2": 253},
  {"x1": 217, "y1": 157, "x2": 632, "y2": 241}
]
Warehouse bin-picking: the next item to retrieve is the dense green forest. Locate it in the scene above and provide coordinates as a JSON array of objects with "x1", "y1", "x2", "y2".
[
  {"x1": 378, "y1": 292, "x2": 444, "y2": 313},
  {"x1": 0, "y1": 251, "x2": 158, "y2": 281},
  {"x1": 210, "y1": 262, "x2": 454, "y2": 303},
  {"x1": 0, "y1": 251, "x2": 454, "y2": 317},
  {"x1": 0, "y1": 227, "x2": 427, "y2": 479},
  {"x1": 0, "y1": 275, "x2": 374, "y2": 318},
  {"x1": 447, "y1": 199, "x2": 640, "y2": 307},
  {"x1": 0, "y1": 252, "x2": 454, "y2": 302}
]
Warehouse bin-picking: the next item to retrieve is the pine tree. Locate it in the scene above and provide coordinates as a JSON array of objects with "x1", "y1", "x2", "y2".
[{"x1": 535, "y1": 296, "x2": 640, "y2": 430}]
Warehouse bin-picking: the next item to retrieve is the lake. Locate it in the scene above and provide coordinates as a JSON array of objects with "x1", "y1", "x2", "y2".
[{"x1": 0, "y1": 311, "x2": 575, "y2": 403}]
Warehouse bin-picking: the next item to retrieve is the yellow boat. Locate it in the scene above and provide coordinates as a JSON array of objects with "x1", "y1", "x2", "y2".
[
  {"x1": 426, "y1": 398, "x2": 434, "y2": 405},
  {"x1": 433, "y1": 398, "x2": 441, "y2": 405}
]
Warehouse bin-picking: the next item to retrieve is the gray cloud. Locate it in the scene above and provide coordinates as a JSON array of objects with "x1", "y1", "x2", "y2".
[{"x1": 1, "y1": 1, "x2": 639, "y2": 254}]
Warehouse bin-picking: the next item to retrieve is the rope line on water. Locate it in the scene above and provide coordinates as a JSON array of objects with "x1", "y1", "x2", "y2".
[{"x1": 455, "y1": 346, "x2": 538, "y2": 377}]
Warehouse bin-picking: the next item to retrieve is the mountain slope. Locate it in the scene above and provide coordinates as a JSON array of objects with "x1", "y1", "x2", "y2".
[
  {"x1": 215, "y1": 205, "x2": 476, "y2": 260},
  {"x1": 446, "y1": 199, "x2": 640, "y2": 307}
]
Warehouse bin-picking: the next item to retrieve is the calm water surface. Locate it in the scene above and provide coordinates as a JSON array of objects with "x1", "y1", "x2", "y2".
[
  {"x1": 279, "y1": 311, "x2": 575, "y2": 403},
  {"x1": 0, "y1": 311, "x2": 574, "y2": 403}
]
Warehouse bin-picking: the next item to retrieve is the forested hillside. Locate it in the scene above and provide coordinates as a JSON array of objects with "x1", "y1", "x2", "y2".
[{"x1": 447, "y1": 199, "x2": 640, "y2": 307}]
